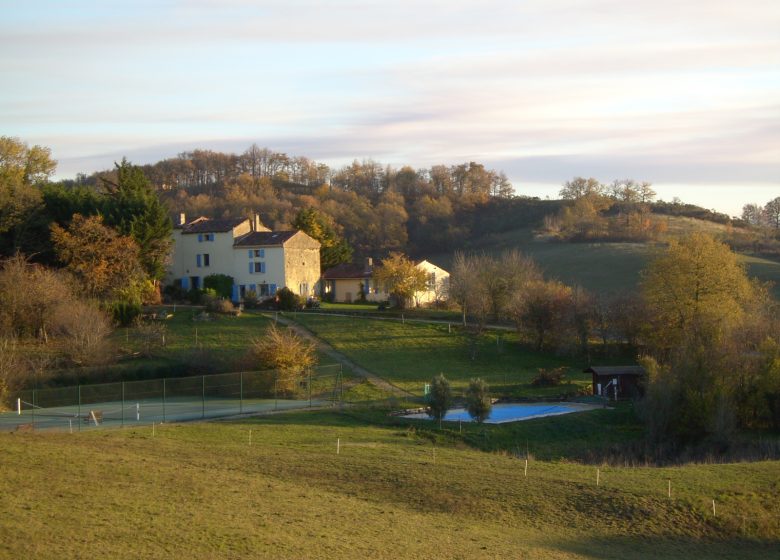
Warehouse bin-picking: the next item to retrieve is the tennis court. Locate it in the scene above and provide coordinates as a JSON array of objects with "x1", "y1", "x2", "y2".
[{"x1": 1, "y1": 367, "x2": 343, "y2": 432}]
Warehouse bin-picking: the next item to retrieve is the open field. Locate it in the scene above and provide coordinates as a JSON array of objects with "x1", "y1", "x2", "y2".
[
  {"x1": 428, "y1": 226, "x2": 780, "y2": 298},
  {"x1": 1, "y1": 411, "x2": 777, "y2": 559},
  {"x1": 292, "y1": 314, "x2": 598, "y2": 396}
]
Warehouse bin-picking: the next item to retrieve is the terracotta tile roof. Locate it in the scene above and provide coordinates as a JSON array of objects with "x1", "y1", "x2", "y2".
[
  {"x1": 179, "y1": 217, "x2": 247, "y2": 233},
  {"x1": 233, "y1": 231, "x2": 299, "y2": 247}
]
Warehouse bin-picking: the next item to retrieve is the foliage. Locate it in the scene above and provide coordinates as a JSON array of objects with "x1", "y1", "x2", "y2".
[
  {"x1": 243, "y1": 289, "x2": 259, "y2": 308},
  {"x1": 531, "y1": 367, "x2": 567, "y2": 387},
  {"x1": 465, "y1": 377, "x2": 492, "y2": 423},
  {"x1": 100, "y1": 159, "x2": 173, "y2": 282},
  {"x1": 510, "y1": 280, "x2": 573, "y2": 351},
  {"x1": 51, "y1": 214, "x2": 146, "y2": 303},
  {"x1": 276, "y1": 286, "x2": 304, "y2": 311},
  {"x1": 52, "y1": 299, "x2": 115, "y2": 366},
  {"x1": 247, "y1": 324, "x2": 317, "y2": 395},
  {"x1": 0, "y1": 136, "x2": 55, "y2": 251},
  {"x1": 206, "y1": 297, "x2": 236, "y2": 315},
  {"x1": 427, "y1": 373, "x2": 453, "y2": 425},
  {"x1": 203, "y1": 273, "x2": 234, "y2": 299},
  {"x1": 639, "y1": 233, "x2": 780, "y2": 442},
  {"x1": 111, "y1": 301, "x2": 142, "y2": 327},
  {"x1": 292, "y1": 207, "x2": 352, "y2": 271},
  {"x1": 641, "y1": 233, "x2": 755, "y2": 351},
  {"x1": 373, "y1": 252, "x2": 428, "y2": 309}
]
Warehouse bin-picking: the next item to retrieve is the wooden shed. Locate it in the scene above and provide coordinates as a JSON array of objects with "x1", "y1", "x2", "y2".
[{"x1": 585, "y1": 366, "x2": 646, "y2": 400}]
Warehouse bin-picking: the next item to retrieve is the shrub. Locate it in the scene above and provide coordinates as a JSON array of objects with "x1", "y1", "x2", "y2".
[
  {"x1": 111, "y1": 301, "x2": 142, "y2": 327},
  {"x1": 246, "y1": 324, "x2": 317, "y2": 396},
  {"x1": 427, "y1": 374, "x2": 453, "y2": 427},
  {"x1": 206, "y1": 298, "x2": 236, "y2": 315},
  {"x1": 466, "y1": 377, "x2": 492, "y2": 423},
  {"x1": 52, "y1": 300, "x2": 115, "y2": 366},
  {"x1": 203, "y1": 274, "x2": 234, "y2": 299},
  {"x1": 186, "y1": 288, "x2": 203, "y2": 304},
  {"x1": 276, "y1": 287, "x2": 304, "y2": 311},
  {"x1": 531, "y1": 367, "x2": 567, "y2": 387},
  {"x1": 243, "y1": 290, "x2": 259, "y2": 309}
]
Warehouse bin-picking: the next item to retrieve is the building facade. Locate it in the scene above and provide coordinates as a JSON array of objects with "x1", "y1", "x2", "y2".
[{"x1": 167, "y1": 214, "x2": 320, "y2": 302}]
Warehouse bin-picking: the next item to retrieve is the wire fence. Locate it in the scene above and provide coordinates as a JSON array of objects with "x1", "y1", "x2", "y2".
[{"x1": 1, "y1": 364, "x2": 344, "y2": 433}]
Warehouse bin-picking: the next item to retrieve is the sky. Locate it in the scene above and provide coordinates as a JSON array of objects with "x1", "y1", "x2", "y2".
[{"x1": 1, "y1": 0, "x2": 778, "y2": 216}]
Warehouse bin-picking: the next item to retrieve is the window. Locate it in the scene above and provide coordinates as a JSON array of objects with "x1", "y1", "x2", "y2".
[
  {"x1": 254, "y1": 249, "x2": 265, "y2": 258},
  {"x1": 196, "y1": 254, "x2": 210, "y2": 267},
  {"x1": 198, "y1": 233, "x2": 214, "y2": 242},
  {"x1": 203, "y1": 254, "x2": 210, "y2": 267},
  {"x1": 259, "y1": 283, "x2": 270, "y2": 297},
  {"x1": 250, "y1": 261, "x2": 265, "y2": 274}
]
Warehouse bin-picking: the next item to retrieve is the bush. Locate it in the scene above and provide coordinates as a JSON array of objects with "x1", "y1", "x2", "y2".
[
  {"x1": 246, "y1": 324, "x2": 317, "y2": 396},
  {"x1": 186, "y1": 288, "x2": 203, "y2": 304},
  {"x1": 243, "y1": 290, "x2": 259, "y2": 309},
  {"x1": 466, "y1": 378, "x2": 492, "y2": 423},
  {"x1": 531, "y1": 367, "x2": 567, "y2": 387},
  {"x1": 203, "y1": 274, "x2": 234, "y2": 299},
  {"x1": 52, "y1": 300, "x2": 115, "y2": 366},
  {"x1": 276, "y1": 287, "x2": 304, "y2": 311},
  {"x1": 427, "y1": 374, "x2": 453, "y2": 426},
  {"x1": 206, "y1": 298, "x2": 236, "y2": 315},
  {"x1": 111, "y1": 301, "x2": 142, "y2": 327}
]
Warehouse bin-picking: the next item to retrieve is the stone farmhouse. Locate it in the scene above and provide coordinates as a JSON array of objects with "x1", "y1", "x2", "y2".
[
  {"x1": 322, "y1": 258, "x2": 449, "y2": 306},
  {"x1": 167, "y1": 214, "x2": 320, "y2": 302}
]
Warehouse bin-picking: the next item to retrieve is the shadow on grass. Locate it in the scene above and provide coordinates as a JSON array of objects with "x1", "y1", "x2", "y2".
[{"x1": 548, "y1": 535, "x2": 779, "y2": 560}]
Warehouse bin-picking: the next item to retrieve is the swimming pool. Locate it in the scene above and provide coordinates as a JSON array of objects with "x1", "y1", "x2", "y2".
[{"x1": 403, "y1": 402, "x2": 594, "y2": 424}]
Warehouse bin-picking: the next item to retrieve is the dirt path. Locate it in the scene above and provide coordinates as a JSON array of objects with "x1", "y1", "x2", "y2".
[{"x1": 271, "y1": 314, "x2": 413, "y2": 398}]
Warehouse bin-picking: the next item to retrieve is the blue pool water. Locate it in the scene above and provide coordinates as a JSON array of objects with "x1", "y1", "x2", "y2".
[{"x1": 404, "y1": 403, "x2": 588, "y2": 424}]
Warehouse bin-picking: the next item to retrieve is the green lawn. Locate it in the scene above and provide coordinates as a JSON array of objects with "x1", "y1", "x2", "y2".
[
  {"x1": 1, "y1": 413, "x2": 777, "y2": 559},
  {"x1": 291, "y1": 314, "x2": 593, "y2": 396},
  {"x1": 428, "y1": 226, "x2": 780, "y2": 299}
]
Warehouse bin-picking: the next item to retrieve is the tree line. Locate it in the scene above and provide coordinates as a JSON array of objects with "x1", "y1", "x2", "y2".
[{"x1": 448, "y1": 234, "x2": 780, "y2": 444}]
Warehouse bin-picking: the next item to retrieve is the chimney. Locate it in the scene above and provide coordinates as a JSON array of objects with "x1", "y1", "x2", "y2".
[
  {"x1": 255, "y1": 213, "x2": 270, "y2": 232},
  {"x1": 178, "y1": 212, "x2": 186, "y2": 226}
]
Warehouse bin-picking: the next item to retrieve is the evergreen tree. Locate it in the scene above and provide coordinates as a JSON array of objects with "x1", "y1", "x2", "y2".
[{"x1": 292, "y1": 207, "x2": 352, "y2": 271}]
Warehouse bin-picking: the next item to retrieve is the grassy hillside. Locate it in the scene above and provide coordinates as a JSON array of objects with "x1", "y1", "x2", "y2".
[
  {"x1": 428, "y1": 223, "x2": 780, "y2": 298},
  {"x1": 1, "y1": 414, "x2": 777, "y2": 559},
  {"x1": 293, "y1": 314, "x2": 603, "y2": 397}
]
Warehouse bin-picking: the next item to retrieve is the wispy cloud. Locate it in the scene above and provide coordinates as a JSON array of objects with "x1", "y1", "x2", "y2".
[{"x1": 2, "y1": 0, "x2": 778, "y2": 216}]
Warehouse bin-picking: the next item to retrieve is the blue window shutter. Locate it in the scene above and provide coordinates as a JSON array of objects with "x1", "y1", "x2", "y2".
[
  {"x1": 198, "y1": 234, "x2": 203, "y2": 242},
  {"x1": 248, "y1": 262, "x2": 253, "y2": 274},
  {"x1": 231, "y1": 285, "x2": 239, "y2": 302},
  {"x1": 260, "y1": 262, "x2": 266, "y2": 273},
  {"x1": 250, "y1": 284, "x2": 256, "y2": 292},
  {"x1": 270, "y1": 284, "x2": 277, "y2": 295},
  {"x1": 260, "y1": 249, "x2": 265, "y2": 258},
  {"x1": 248, "y1": 250, "x2": 252, "y2": 258},
  {"x1": 181, "y1": 277, "x2": 190, "y2": 290},
  {"x1": 196, "y1": 254, "x2": 202, "y2": 267}
]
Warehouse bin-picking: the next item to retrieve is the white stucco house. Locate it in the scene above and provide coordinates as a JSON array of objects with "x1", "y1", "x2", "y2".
[
  {"x1": 167, "y1": 214, "x2": 320, "y2": 302},
  {"x1": 322, "y1": 258, "x2": 449, "y2": 306}
]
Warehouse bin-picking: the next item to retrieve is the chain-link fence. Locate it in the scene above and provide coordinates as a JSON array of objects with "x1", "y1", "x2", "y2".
[{"x1": 1, "y1": 364, "x2": 344, "y2": 432}]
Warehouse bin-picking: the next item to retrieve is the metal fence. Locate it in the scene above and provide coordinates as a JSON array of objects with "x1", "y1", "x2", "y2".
[{"x1": 1, "y1": 364, "x2": 344, "y2": 432}]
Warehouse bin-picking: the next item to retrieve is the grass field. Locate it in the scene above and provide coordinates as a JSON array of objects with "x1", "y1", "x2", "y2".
[
  {"x1": 1, "y1": 411, "x2": 777, "y2": 559},
  {"x1": 428, "y1": 226, "x2": 780, "y2": 299},
  {"x1": 292, "y1": 314, "x2": 596, "y2": 396}
]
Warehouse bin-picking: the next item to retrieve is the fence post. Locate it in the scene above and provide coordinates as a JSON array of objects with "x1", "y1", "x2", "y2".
[
  {"x1": 121, "y1": 381, "x2": 125, "y2": 428},
  {"x1": 77, "y1": 385, "x2": 81, "y2": 432},
  {"x1": 162, "y1": 378, "x2": 166, "y2": 422},
  {"x1": 308, "y1": 369, "x2": 312, "y2": 408},
  {"x1": 240, "y1": 372, "x2": 243, "y2": 414},
  {"x1": 274, "y1": 375, "x2": 278, "y2": 411},
  {"x1": 31, "y1": 389, "x2": 36, "y2": 429},
  {"x1": 202, "y1": 375, "x2": 205, "y2": 419}
]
